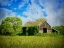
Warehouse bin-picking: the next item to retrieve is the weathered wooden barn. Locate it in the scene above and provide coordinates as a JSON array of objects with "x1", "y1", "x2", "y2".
[{"x1": 23, "y1": 21, "x2": 51, "y2": 33}]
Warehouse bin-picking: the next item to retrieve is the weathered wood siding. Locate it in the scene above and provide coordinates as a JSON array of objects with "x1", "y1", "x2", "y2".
[{"x1": 39, "y1": 21, "x2": 51, "y2": 33}]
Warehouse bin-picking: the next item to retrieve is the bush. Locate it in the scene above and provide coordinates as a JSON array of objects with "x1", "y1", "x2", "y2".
[
  {"x1": 22, "y1": 26, "x2": 39, "y2": 36},
  {"x1": 35, "y1": 33, "x2": 59, "y2": 37},
  {"x1": 52, "y1": 25, "x2": 64, "y2": 35},
  {"x1": 0, "y1": 17, "x2": 22, "y2": 36}
]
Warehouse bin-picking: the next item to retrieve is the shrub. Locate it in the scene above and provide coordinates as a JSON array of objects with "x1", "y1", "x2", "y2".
[
  {"x1": 0, "y1": 17, "x2": 22, "y2": 36},
  {"x1": 52, "y1": 25, "x2": 64, "y2": 35},
  {"x1": 22, "y1": 26, "x2": 39, "y2": 36}
]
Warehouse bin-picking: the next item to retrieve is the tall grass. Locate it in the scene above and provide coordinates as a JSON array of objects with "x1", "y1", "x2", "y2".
[
  {"x1": 35, "y1": 33, "x2": 59, "y2": 37},
  {"x1": 0, "y1": 35, "x2": 64, "y2": 48}
]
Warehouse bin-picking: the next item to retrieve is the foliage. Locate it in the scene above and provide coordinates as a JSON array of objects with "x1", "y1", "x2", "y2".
[
  {"x1": 22, "y1": 26, "x2": 39, "y2": 36},
  {"x1": 36, "y1": 18, "x2": 47, "y2": 22},
  {"x1": 0, "y1": 25, "x2": 1, "y2": 34},
  {"x1": 52, "y1": 25, "x2": 64, "y2": 35},
  {"x1": 35, "y1": 33, "x2": 60, "y2": 37},
  {"x1": 0, "y1": 35, "x2": 64, "y2": 48},
  {"x1": 0, "y1": 17, "x2": 22, "y2": 36}
]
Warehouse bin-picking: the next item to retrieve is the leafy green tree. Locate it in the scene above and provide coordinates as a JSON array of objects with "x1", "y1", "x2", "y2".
[
  {"x1": 0, "y1": 17, "x2": 22, "y2": 36},
  {"x1": 36, "y1": 18, "x2": 47, "y2": 22}
]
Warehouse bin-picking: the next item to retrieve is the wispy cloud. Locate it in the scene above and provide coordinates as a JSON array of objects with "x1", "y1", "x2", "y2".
[
  {"x1": 14, "y1": 8, "x2": 16, "y2": 10},
  {"x1": 17, "y1": 15, "x2": 33, "y2": 25},
  {"x1": 0, "y1": 0, "x2": 18, "y2": 6},
  {"x1": 22, "y1": 0, "x2": 46, "y2": 21},
  {"x1": 0, "y1": 8, "x2": 16, "y2": 23},
  {"x1": 19, "y1": 0, "x2": 29, "y2": 9},
  {"x1": 42, "y1": 0, "x2": 64, "y2": 26},
  {"x1": 0, "y1": 0, "x2": 13, "y2": 6}
]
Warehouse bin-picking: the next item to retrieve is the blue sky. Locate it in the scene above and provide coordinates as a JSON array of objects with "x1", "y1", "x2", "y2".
[{"x1": 0, "y1": 0, "x2": 64, "y2": 26}]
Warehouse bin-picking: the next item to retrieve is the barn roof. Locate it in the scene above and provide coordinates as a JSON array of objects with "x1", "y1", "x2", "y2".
[{"x1": 23, "y1": 21, "x2": 46, "y2": 27}]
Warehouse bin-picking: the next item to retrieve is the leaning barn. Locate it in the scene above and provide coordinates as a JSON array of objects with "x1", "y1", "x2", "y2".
[{"x1": 23, "y1": 21, "x2": 51, "y2": 33}]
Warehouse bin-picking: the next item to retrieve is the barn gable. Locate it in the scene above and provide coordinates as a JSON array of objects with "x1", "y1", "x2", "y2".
[
  {"x1": 39, "y1": 21, "x2": 51, "y2": 33},
  {"x1": 39, "y1": 21, "x2": 51, "y2": 29}
]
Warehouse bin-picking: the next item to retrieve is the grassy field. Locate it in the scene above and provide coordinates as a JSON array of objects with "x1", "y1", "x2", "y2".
[{"x1": 0, "y1": 34, "x2": 64, "y2": 48}]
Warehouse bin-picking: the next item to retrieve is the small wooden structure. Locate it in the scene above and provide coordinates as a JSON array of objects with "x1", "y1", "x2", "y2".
[{"x1": 52, "y1": 28, "x2": 59, "y2": 34}]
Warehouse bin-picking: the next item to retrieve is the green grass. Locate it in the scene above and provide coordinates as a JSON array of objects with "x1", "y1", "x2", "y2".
[{"x1": 0, "y1": 34, "x2": 64, "y2": 48}]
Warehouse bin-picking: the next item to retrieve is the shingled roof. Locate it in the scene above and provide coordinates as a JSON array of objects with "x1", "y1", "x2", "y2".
[{"x1": 23, "y1": 21, "x2": 46, "y2": 27}]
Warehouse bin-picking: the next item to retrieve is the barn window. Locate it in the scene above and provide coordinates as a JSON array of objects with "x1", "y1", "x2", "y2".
[{"x1": 43, "y1": 28, "x2": 47, "y2": 33}]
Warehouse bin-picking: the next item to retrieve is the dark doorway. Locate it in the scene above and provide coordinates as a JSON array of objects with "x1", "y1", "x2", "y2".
[
  {"x1": 43, "y1": 28, "x2": 47, "y2": 33},
  {"x1": 22, "y1": 27, "x2": 26, "y2": 35}
]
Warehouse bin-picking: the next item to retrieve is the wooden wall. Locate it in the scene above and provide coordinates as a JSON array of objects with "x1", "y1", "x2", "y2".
[{"x1": 39, "y1": 21, "x2": 51, "y2": 33}]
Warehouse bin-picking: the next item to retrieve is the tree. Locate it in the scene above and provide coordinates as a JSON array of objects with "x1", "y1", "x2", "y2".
[
  {"x1": 0, "y1": 17, "x2": 22, "y2": 36},
  {"x1": 36, "y1": 18, "x2": 47, "y2": 22}
]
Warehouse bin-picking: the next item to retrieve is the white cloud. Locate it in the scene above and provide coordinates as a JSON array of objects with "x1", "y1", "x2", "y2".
[
  {"x1": 0, "y1": 8, "x2": 16, "y2": 23},
  {"x1": 42, "y1": 0, "x2": 64, "y2": 26},
  {"x1": 18, "y1": 0, "x2": 46, "y2": 25},
  {"x1": 22, "y1": 0, "x2": 45, "y2": 21},
  {"x1": 19, "y1": 0, "x2": 29, "y2": 9},
  {"x1": 17, "y1": 15, "x2": 33, "y2": 25},
  {"x1": 56, "y1": 8, "x2": 64, "y2": 25},
  {"x1": 0, "y1": 0, "x2": 13, "y2": 6},
  {"x1": 14, "y1": 8, "x2": 16, "y2": 10}
]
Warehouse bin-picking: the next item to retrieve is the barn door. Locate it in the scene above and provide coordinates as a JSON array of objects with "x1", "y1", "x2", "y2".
[{"x1": 43, "y1": 28, "x2": 47, "y2": 33}]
